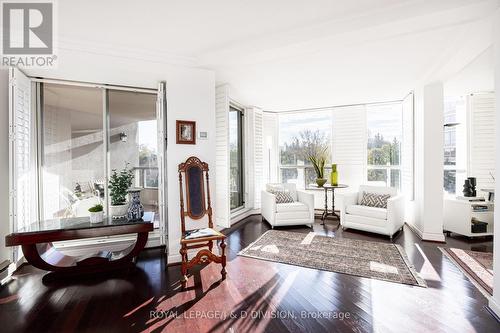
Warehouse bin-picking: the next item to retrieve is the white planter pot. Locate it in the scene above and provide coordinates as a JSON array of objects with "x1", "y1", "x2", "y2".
[
  {"x1": 110, "y1": 204, "x2": 128, "y2": 218},
  {"x1": 89, "y1": 211, "x2": 104, "y2": 224}
]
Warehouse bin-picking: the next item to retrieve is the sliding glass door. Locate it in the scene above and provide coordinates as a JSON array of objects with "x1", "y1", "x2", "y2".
[
  {"x1": 229, "y1": 106, "x2": 244, "y2": 210},
  {"x1": 40, "y1": 83, "x2": 105, "y2": 219},
  {"x1": 108, "y1": 90, "x2": 160, "y2": 227},
  {"x1": 38, "y1": 83, "x2": 161, "y2": 229}
]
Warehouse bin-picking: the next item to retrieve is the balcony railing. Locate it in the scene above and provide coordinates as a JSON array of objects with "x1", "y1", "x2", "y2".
[
  {"x1": 132, "y1": 166, "x2": 158, "y2": 189},
  {"x1": 279, "y1": 165, "x2": 402, "y2": 189}
]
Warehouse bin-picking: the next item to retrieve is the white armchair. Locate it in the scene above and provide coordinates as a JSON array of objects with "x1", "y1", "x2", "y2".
[
  {"x1": 340, "y1": 185, "x2": 405, "y2": 240},
  {"x1": 261, "y1": 183, "x2": 314, "y2": 228}
]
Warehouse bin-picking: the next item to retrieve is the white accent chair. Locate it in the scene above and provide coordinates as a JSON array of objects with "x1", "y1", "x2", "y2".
[
  {"x1": 340, "y1": 185, "x2": 405, "y2": 240},
  {"x1": 261, "y1": 183, "x2": 315, "y2": 228}
]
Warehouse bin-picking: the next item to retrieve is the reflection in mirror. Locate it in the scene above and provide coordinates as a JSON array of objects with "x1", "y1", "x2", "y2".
[{"x1": 187, "y1": 165, "x2": 206, "y2": 218}]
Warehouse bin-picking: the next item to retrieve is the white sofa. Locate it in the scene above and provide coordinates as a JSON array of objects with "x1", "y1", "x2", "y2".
[
  {"x1": 340, "y1": 185, "x2": 405, "y2": 240},
  {"x1": 261, "y1": 183, "x2": 314, "y2": 228}
]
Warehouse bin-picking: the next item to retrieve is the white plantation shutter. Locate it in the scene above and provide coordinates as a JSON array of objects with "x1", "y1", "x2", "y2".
[
  {"x1": 244, "y1": 107, "x2": 265, "y2": 209},
  {"x1": 263, "y1": 113, "x2": 278, "y2": 184},
  {"x1": 402, "y1": 92, "x2": 415, "y2": 200},
  {"x1": 252, "y1": 108, "x2": 264, "y2": 208},
  {"x1": 332, "y1": 106, "x2": 367, "y2": 190},
  {"x1": 215, "y1": 85, "x2": 230, "y2": 227},
  {"x1": 9, "y1": 68, "x2": 37, "y2": 260},
  {"x1": 468, "y1": 93, "x2": 496, "y2": 191}
]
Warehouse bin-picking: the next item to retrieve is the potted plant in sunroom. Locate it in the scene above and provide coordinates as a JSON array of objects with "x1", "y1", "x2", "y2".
[
  {"x1": 109, "y1": 165, "x2": 134, "y2": 218},
  {"x1": 308, "y1": 147, "x2": 328, "y2": 187},
  {"x1": 88, "y1": 204, "x2": 104, "y2": 224}
]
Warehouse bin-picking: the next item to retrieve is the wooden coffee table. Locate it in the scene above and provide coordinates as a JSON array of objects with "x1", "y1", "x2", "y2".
[{"x1": 5, "y1": 215, "x2": 153, "y2": 280}]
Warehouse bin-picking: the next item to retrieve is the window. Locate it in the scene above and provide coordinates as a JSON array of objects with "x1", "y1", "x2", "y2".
[
  {"x1": 277, "y1": 102, "x2": 407, "y2": 191},
  {"x1": 443, "y1": 96, "x2": 466, "y2": 194},
  {"x1": 229, "y1": 106, "x2": 244, "y2": 210},
  {"x1": 366, "y1": 103, "x2": 402, "y2": 189},
  {"x1": 279, "y1": 110, "x2": 331, "y2": 188}
]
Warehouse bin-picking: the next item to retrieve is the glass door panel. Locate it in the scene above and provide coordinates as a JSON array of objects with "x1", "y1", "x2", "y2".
[
  {"x1": 108, "y1": 90, "x2": 159, "y2": 228},
  {"x1": 229, "y1": 107, "x2": 244, "y2": 210},
  {"x1": 41, "y1": 83, "x2": 104, "y2": 219}
]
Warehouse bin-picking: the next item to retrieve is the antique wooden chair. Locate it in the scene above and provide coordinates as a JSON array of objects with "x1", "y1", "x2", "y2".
[{"x1": 178, "y1": 156, "x2": 226, "y2": 289}]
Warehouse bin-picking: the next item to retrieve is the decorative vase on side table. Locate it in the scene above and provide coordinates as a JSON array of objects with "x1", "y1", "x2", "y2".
[
  {"x1": 127, "y1": 188, "x2": 145, "y2": 221},
  {"x1": 316, "y1": 178, "x2": 327, "y2": 187},
  {"x1": 330, "y1": 164, "x2": 338, "y2": 186},
  {"x1": 308, "y1": 147, "x2": 328, "y2": 188}
]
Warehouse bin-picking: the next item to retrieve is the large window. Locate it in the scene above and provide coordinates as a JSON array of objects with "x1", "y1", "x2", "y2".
[
  {"x1": 277, "y1": 102, "x2": 406, "y2": 191},
  {"x1": 229, "y1": 106, "x2": 244, "y2": 210},
  {"x1": 443, "y1": 96, "x2": 466, "y2": 194},
  {"x1": 279, "y1": 110, "x2": 331, "y2": 188},
  {"x1": 366, "y1": 103, "x2": 402, "y2": 189}
]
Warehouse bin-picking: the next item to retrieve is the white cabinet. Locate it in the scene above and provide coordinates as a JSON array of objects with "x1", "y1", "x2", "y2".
[{"x1": 444, "y1": 199, "x2": 494, "y2": 237}]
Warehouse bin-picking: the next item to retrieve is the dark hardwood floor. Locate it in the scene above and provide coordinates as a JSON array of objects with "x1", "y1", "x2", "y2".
[{"x1": 0, "y1": 216, "x2": 497, "y2": 333}]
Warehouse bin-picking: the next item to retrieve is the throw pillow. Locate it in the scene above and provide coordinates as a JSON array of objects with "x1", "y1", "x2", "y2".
[
  {"x1": 360, "y1": 192, "x2": 391, "y2": 208},
  {"x1": 269, "y1": 190, "x2": 294, "y2": 204}
]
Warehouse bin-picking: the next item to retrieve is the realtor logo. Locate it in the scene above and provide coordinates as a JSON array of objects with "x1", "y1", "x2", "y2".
[
  {"x1": 1, "y1": 1, "x2": 56, "y2": 67},
  {"x1": 2, "y1": 2, "x2": 52, "y2": 54}
]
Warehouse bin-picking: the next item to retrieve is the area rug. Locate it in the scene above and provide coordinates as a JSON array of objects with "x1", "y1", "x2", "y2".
[
  {"x1": 238, "y1": 230, "x2": 426, "y2": 287},
  {"x1": 440, "y1": 247, "x2": 493, "y2": 296}
]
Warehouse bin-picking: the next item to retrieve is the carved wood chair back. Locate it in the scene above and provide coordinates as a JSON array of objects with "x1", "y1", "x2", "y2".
[{"x1": 178, "y1": 156, "x2": 213, "y2": 234}]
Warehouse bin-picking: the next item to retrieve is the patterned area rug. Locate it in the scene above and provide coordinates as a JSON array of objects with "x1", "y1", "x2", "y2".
[
  {"x1": 238, "y1": 230, "x2": 426, "y2": 287},
  {"x1": 440, "y1": 247, "x2": 493, "y2": 295}
]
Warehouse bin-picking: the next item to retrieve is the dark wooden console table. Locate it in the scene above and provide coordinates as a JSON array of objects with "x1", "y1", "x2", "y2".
[{"x1": 5, "y1": 216, "x2": 153, "y2": 280}]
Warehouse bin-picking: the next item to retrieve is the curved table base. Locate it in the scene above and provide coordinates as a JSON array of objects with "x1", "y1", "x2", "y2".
[{"x1": 21, "y1": 232, "x2": 149, "y2": 280}]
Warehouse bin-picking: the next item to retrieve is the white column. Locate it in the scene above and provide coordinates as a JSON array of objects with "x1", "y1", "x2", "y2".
[
  {"x1": 412, "y1": 82, "x2": 445, "y2": 241},
  {"x1": 489, "y1": 8, "x2": 500, "y2": 317}
]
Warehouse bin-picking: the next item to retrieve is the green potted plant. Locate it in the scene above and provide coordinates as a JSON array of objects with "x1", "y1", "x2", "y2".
[
  {"x1": 308, "y1": 147, "x2": 328, "y2": 187},
  {"x1": 88, "y1": 204, "x2": 104, "y2": 223},
  {"x1": 109, "y1": 165, "x2": 134, "y2": 218}
]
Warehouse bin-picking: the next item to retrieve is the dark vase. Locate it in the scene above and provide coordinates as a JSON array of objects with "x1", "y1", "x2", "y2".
[
  {"x1": 127, "y1": 188, "x2": 144, "y2": 221},
  {"x1": 468, "y1": 177, "x2": 477, "y2": 197},
  {"x1": 463, "y1": 179, "x2": 474, "y2": 197}
]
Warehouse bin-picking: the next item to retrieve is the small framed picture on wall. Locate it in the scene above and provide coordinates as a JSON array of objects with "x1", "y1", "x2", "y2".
[{"x1": 176, "y1": 120, "x2": 196, "y2": 144}]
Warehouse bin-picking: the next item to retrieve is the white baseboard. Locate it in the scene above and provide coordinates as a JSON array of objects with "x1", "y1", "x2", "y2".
[
  {"x1": 421, "y1": 232, "x2": 446, "y2": 242},
  {"x1": 1, "y1": 255, "x2": 25, "y2": 285},
  {"x1": 168, "y1": 254, "x2": 182, "y2": 264},
  {"x1": 489, "y1": 297, "x2": 500, "y2": 318},
  {"x1": 406, "y1": 222, "x2": 446, "y2": 242},
  {"x1": 231, "y1": 208, "x2": 260, "y2": 225}
]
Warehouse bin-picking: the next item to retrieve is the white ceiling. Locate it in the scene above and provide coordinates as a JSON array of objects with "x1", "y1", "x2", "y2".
[{"x1": 57, "y1": 0, "x2": 499, "y2": 110}]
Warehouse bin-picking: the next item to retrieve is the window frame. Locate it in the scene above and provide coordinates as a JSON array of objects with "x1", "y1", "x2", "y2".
[
  {"x1": 277, "y1": 109, "x2": 332, "y2": 189},
  {"x1": 229, "y1": 104, "x2": 245, "y2": 211},
  {"x1": 366, "y1": 102, "x2": 403, "y2": 190}
]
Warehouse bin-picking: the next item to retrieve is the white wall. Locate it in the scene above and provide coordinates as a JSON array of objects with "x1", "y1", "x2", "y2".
[
  {"x1": 489, "y1": 7, "x2": 500, "y2": 318},
  {"x1": 0, "y1": 48, "x2": 216, "y2": 263},
  {"x1": 411, "y1": 82, "x2": 445, "y2": 242},
  {"x1": 0, "y1": 70, "x2": 9, "y2": 264}
]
